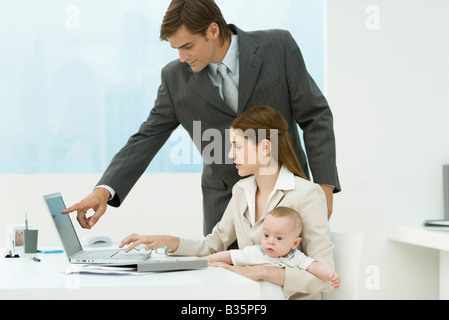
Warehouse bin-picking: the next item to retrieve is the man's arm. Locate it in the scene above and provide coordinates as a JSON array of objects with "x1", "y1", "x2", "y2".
[
  {"x1": 97, "y1": 68, "x2": 180, "y2": 208},
  {"x1": 64, "y1": 67, "x2": 180, "y2": 228},
  {"x1": 284, "y1": 31, "x2": 341, "y2": 195}
]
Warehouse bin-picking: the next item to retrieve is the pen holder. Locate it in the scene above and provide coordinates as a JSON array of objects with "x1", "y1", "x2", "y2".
[
  {"x1": 4, "y1": 250, "x2": 20, "y2": 258},
  {"x1": 24, "y1": 229, "x2": 38, "y2": 253}
]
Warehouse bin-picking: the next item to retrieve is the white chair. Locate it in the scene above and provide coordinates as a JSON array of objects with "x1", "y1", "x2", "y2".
[{"x1": 322, "y1": 232, "x2": 364, "y2": 300}]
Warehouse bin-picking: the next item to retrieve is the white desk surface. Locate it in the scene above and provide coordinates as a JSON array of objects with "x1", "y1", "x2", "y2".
[
  {"x1": 0, "y1": 249, "x2": 261, "y2": 300},
  {"x1": 388, "y1": 226, "x2": 449, "y2": 251},
  {"x1": 388, "y1": 226, "x2": 449, "y2": 299}
]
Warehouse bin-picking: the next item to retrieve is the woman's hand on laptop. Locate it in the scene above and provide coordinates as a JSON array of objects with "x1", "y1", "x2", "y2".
[
  {"x1": 61, "y1": 188, "x2": 110, "y2": 229},
  {"x1": 120, "y1": 234, "x2": 180, "y2": 253}
]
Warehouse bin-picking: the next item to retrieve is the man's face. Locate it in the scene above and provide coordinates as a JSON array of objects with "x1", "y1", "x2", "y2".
[{"x1": 169, "y1": 25, "x2": 217, "y2": 73}]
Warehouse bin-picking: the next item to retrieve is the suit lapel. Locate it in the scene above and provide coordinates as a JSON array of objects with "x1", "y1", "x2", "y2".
[
  {"x1": 238, "y1": 193, "x2": 250, "y2": 220},
  {"x1": 188, "y1": 25, "x2": 262, "y2": 117},
  {"x1": 236, "y1": 180, "x2": 286, "y2": 224},
  {"x1": 188, "y1": 69, "x2": 235, "y2": 117},
  {"x1": 233, "y1": 25, "x2": 262, "y2": 114},
  {"x1": 265, "y1": 190, "x2": 286, "y2": 217}
]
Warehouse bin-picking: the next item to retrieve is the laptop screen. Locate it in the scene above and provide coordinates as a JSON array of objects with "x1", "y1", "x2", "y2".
[{"x1": 44, "y1": 193, "x2": 83, "y2": 257}]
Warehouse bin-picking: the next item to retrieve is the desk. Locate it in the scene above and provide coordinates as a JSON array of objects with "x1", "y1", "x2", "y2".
[
  {"x1": 388, "y1": 226, "x2": 449, "y2": 299},
  {"x1": 0, "y1": 249, "x2": 260, "y2": 300}
]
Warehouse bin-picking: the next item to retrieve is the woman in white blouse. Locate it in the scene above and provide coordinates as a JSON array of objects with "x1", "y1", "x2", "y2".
[{"x1": 120, "y1": 105, "x2": 334, "y2": 300}]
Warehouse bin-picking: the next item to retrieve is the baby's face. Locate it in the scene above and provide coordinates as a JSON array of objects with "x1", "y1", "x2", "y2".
[{"x1": 261, "y1": 215, "x2": 301, "y2": 258}]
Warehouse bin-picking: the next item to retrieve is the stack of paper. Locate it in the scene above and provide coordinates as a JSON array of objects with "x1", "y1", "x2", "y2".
[{"x1": 65, "y1": 265, "x2": 145, "y2": 276}]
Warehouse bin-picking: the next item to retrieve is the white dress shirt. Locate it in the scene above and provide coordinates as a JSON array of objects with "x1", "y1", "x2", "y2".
[
  {"x1": 236, "y1": 165, "x2": 296, "y2": 226},
  {"x1": 207, "y1": 34, "x2": 239, "y2": 100}
]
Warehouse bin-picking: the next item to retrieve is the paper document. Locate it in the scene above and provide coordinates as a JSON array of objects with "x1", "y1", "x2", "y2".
[{"x1": 65, "y1": 265, "x2": 145, "y2": 276}]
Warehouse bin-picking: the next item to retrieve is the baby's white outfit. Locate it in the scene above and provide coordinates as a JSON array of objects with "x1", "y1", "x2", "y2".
[{"x1": 230, "y1": 245, "x2": 315, "y2": 270}]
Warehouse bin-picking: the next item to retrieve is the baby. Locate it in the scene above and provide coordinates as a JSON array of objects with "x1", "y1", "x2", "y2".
[{"x1": 201, "y1": 206, "x2": 340, "y2": 289}]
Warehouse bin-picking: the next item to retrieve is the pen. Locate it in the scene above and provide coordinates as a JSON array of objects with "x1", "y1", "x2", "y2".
[
  {"x1": 25, "y1": 213, "x2": 29, "y2": 230},
  {"x1": 37, "y1": 249, "x2": 64, "y2": 254},
  {"x1": 10, "y1": 235, "x2": 16, "y2": 257}
]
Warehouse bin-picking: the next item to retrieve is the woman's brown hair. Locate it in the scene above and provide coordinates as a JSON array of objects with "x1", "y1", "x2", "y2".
[
  {"x1": 160, "y1": 0, "x2": 232, "y2": 45},
  {"x1": 230, "y1": 105, "x2": 308, "y2": 179}
]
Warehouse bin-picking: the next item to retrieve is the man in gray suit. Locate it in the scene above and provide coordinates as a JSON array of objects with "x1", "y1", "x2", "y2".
[{"x1": 63, "y1": 0, "x2": 340, "y2": 236}]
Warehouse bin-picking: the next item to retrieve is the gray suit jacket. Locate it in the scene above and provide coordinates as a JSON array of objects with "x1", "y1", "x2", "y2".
[{"x1": 97, "y1": 24, "x2": 340, "y2": 235}]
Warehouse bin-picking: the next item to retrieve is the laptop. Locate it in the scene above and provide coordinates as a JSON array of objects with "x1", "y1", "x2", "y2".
[{"x1": 44, "y1": 192, "x2": 153, "y2": 264}]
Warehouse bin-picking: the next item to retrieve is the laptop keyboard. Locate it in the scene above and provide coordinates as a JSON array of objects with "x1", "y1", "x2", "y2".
[{"x1": 76, "y1": 250, "x2": 119, "y2": 259}]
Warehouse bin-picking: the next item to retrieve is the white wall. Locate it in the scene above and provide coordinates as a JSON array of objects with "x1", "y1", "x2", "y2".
[{"x1": 326, "y1": 0, "x2": 449, "y2": 299}]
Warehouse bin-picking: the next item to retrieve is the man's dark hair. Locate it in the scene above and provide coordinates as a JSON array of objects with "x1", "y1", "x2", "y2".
[{"x1": 160, "y1": 0, "x2": 232, "y2": 45}]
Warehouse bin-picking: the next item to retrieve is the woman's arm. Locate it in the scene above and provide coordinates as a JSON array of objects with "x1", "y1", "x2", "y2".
[
  {"x1": 258, "y1": 266, "x2": 285, "y2": 286},
  {"x1": 120, "y1": 185, "x2": 242, "y2": 258},
  {"x1": 210, "y1": 263, "x2": 285, "y2": 287},
  {"x1": 167, "y1": 185, "x2": 241, "y2": 257},
  {"x1": 120, "y1": 233, "x2": 179, "y2": 253}
]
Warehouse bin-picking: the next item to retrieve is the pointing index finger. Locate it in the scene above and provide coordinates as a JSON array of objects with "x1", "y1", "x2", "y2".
[{"x1": 61, "y1": 203, "x2": 80, "y2": 215}]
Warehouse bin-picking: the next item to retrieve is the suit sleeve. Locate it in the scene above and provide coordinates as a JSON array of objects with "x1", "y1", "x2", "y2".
[
  {"x1": 96, "y1": 68, "x2": 180, "y2": 207},
  {"x1": 284, "y1": 32, "x2": 340, "y2": 193}
]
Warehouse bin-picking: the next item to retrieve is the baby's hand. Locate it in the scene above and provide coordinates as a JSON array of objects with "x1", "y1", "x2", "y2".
[
  {"x1": 330, "y1": 272, "x2": 341, "y2": 289},
  {"x1": 196, "y1": 256, "x2": 213, "y2": 263}
]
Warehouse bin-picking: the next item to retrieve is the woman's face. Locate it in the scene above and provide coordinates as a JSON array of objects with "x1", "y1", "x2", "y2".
[{"x1": 228, "y1": 128, "x2": 263, "y2": 177}]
